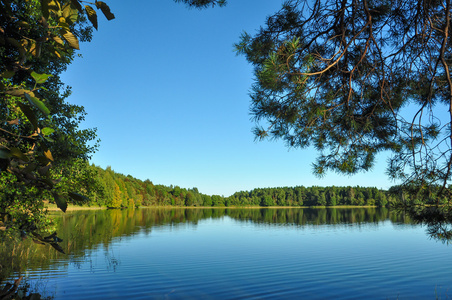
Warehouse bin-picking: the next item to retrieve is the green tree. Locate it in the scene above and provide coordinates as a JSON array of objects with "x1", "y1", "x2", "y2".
[
  {"x1": 326, "y1": 188, "x2": 337, "y2": 206},
  {"x1": 318, "y1": 192, "x2": 327, "y2": 206},
  {"x1": 276, "y1": 189, "x2": 286, "y2": 206},
  {"x1": 0, "y1": 0, "x2": 115, "y2": 240},
  {"x1": 375, "y1": 190, "x2": 387, "y2": 207},
  {"x1": 202, "y1": 194, "x2": 212, "y2": 206},
  {"x1": 233, "y1": 0, "x2": 452, "y2": 198}
]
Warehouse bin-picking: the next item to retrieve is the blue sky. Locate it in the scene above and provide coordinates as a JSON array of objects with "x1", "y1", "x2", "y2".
[{"x1": 61, "y1": 0, "x2": 394, "y2": 196}]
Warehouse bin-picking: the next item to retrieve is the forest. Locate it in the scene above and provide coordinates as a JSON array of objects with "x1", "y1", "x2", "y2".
[{"x1": 58, "y1": 160, "x2": 450, "y2": 209}]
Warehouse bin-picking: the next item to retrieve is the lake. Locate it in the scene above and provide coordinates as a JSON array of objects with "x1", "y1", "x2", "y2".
[{"x1": 5, "y1": 207, "x2": 452, "y2": 299}]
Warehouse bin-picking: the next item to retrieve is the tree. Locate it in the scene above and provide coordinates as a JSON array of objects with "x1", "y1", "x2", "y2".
[
  {"x1": 0, "y1": 0, "x2": 114, "y2": 240},
  {"x1": 233, "y1": 0, "x2": 452, "y2": 198}
]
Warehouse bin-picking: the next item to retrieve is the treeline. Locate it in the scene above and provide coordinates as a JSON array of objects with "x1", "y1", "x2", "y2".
[
  {"x1": 65, "y1": 162, "x2": 402, "y2": 208},
  {"x1": 57, "y1": 161, "x2": 452, "y2": 209},
  {"x1": 69, "y1": 162, "x2": 224, "y2": 208},
  {"x1": 228, "y1": 186, "x2": 392, "y2": 207}
]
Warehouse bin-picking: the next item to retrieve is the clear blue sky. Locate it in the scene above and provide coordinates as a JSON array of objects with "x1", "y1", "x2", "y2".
[{"x1": 61, "y1": 0, "x2": 394, "y2": 196}]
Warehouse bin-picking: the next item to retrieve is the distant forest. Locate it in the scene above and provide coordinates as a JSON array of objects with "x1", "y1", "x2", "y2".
[{"x1": 66, "y1": 161, "x2": 449, "y2": 209}]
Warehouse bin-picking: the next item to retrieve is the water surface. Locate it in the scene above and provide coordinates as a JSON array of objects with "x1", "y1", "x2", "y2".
[{"x1": 8, "y1": 208, "x2": 452, "y2": 299}]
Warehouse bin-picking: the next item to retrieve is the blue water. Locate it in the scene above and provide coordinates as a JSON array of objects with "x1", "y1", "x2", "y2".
[{"x1": 18, "y1": 210, "x2": 452, "y2": 299}]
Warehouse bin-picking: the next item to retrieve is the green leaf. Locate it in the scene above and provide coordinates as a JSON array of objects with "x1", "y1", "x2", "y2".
[
  {"x1": 68, "y1": 192, "x2": 89, "y2": 203},
  {"x1": 0, "y1": 148, "x2": 11, "y2": 159},
  {"x1": 44, "y1": 136, "x2": 55, "y2": 143},
  {"x1": 53, "y1": 193, "x2": 67, "y2": 213},
  {"x1": 63, "y1": 3, "x2": 78, "y2": 23},
  {"x1": 17, "y1": 102, "x2": 38, "y2": 129},
  {"x1": 41, "y1": 127, "x2": 55, "y2": 135},
  {"x1": 85, "y1": 5, "x2": 98, "y2": 30},
  {"x1": 24, "y1": 93, "x2": 50, "y2": 115},
  {"x1": 10, "y1": 147, "x2": 29, "y2": 162},
  {"x1": 60, "y1": 29, "x2": 80, "y2": 50},
  {"x1": 1, "y1": 70, "x2": 15, "y2": 79},
  {"x1": 95, "y1": 1, "x2": 115, "y2": 20},
  {"x1": 31, "y1": 71, "x2": 53, "y2": 84},
  {"x1": 48, "y1": 0, "x2": 60, "y2": 12},
  {"x1": 58, "y1": 19, "x2": 70, "y2": 31}
]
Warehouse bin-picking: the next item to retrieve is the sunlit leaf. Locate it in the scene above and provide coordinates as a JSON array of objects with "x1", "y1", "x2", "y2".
[
  {"x1": 58, "y1": 19, "x2": 70, "y2": 31},
  {"x1": 44, "y1": 149, "x2": 54, "y2": 161},
  {"x1": 63, "y1": 3, "x2": 78, "y2": 23},
  {"x1": 29, "y1": 41, "x2": 41, "y2": 57},
  {"x1": 31, "y1": 71, "x2": 53, "y2": 84},
  {"x1": 6, "y1": 88, "x2": 28, "y2": 97},
  {"x1": 53, "y1": 35, "x2": 64, "y2": 45},
  {"x1": 61, "y1": 29, "x2": 79, "y2": 50},
  {"x1": 41, "y1": 127, "x2": 55, "y2": 135},
  {"x1": 85, "y1": 5, "x2": 98, "y2": 30},
  {"x1": 95, "y1": 1, "x2": 115, "y2": 20},
  {"x1": 48, "y1": 0, "x2": 60, "y2": 12},
  {"x1": 17, "y1": 21, "x2": 29, "y2": 29},
  {"x1": 24, "y1": 92, "x2": 50, "y2": 115}
]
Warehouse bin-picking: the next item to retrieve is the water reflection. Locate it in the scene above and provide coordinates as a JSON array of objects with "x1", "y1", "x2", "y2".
[
  {"x1": 399, "y1": 206, "x2": 452, "y2": 243},
  {"x1": 1, "y1": 207, "x2": 450, "y2": 300},
  {"x1": 1, "y1": 208, "x2": 412, "y2": 279}
]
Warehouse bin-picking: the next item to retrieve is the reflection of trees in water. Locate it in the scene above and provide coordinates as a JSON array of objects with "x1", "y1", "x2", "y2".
[
  {"x1": 0, "y1": 207, "x2": 425, "y2": 283},
  {"x1": 2, "y1": 206, "x2": 450, "y2": 298},
  {"x1": 400, "y1": 206, "x2": 452, "y2": 244},
  {"x1": 226, "y1": 207, "x2": 411, "y2": 227}
]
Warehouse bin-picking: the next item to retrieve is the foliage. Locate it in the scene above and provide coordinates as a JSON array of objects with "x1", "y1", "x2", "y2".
[
  {"x1": 229, "y1": 185, "x2": 394, "y2": 207},
  {"x1": 174, "y1": 0, "x2": 227, "y2": 9},
  {"x1": 232, "y1": 0, "x2": 452, "y2": 198},
  {"x1": 62, "y1": 164, "x2": 425, "y2": 209},
  {"x1": 0, "y1": 0, "x2": 114, "y2": 240}
]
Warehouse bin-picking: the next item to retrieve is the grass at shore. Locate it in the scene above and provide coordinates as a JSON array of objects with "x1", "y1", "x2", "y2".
[{"x1": 44, "y1": 202, "x2": 107, "y2": 211}]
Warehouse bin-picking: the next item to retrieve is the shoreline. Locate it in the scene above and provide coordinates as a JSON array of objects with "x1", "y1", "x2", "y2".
[{"x1": 45, "y1": 204, "x2": 381, "y2": 212}]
